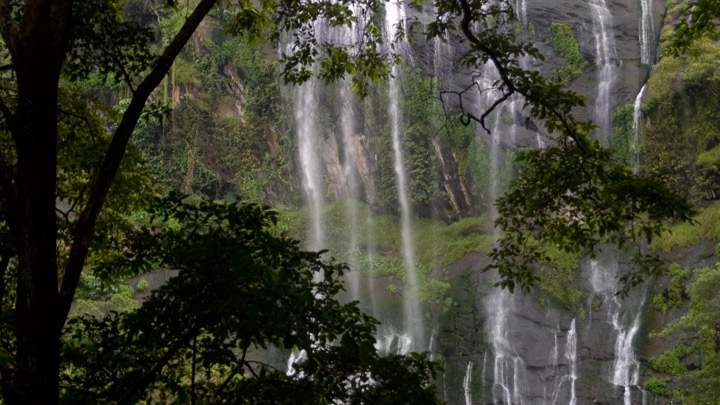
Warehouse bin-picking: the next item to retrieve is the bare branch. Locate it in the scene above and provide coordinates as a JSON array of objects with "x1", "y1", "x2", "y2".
[
  {"x1": 58, "y1": 108, "x2": 96, "y2": 141},
  {"x1": 478, "y1": 90, "x2": 512, "y2": 133}
]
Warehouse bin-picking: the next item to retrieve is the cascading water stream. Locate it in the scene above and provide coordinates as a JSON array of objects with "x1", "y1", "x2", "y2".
[
  {"x1": 587, "y1": 0, "x2": 618, "y2": 138},
  {"x1": 589, "y1": 260, "x2": 645, "y2": 405},
  {"x1": 566, "y1": 319, "x2": 578, "y2": 405},
  {"x1": 384, "y1": 0, "x2": 424, "y2": 351},
  {"x1": 488, "y1": 290, "x2": 525, "y2": 404},
  {"x1": 613, "y1": 297, "x2": 645, "y2": 405},
  {"x1": 463, "y1": 361, "x2": 473, "y2": 405},
  {"x1": 471, "y1": 42, "x2": 528, "y2": 405},
  {"x1": 514, "y1": 0, "x2": 527, "y2": 28},
  {"x1": 338, "y1": 83, "x2": 362, "y2": 299},
  {"x1": 330, "y1": 6, "x2": 365, "y2": 301},
  {"x1": 547, "y1": 320, "x2": 578, "y2": 405},
  {"x1": 631, "y1": 85, "x2": 646, "y2": 173},
  {"x1": 432, "y1": 9, "x2": 454, "y2": 89},
  {"x1": 296, "y1": 79, "x2": 324, "y2": 253},
  {"x1": 639, "y1": 0, "x2": 656, "y2": 65}
]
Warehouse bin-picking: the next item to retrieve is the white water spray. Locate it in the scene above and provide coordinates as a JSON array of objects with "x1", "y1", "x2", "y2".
[
  {"x1": 463, "y1": 361, "x2": 473, "y2": 405},
  {"x1": 631, "y1": 84, "x2": 646, "y2": 173},
  {"x1": 296, "y1": 80, "x2": 324, "y2": 252},
  {"x1": 639, "y1": 0, "x2": 656, "y2": 65},
  {"x1": 384, "y1": 0, "x2": 424, "y2": 351},
  {"x1": 590, "y1": 260, "x2": 644, "y2": 405},
  {"x1": 566, "y1": 319, "x2": 579, "y2": 405},
  {"x1": 587, "y1": 0, "x2": 618, "y2": 138}
]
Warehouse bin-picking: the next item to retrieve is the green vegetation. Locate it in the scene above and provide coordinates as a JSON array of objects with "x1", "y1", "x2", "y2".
[
  {"x1": 0, "y1": 0, "x2": 703, "y2": 401},
  {"x1": 548, "y1": 22, "x2": 588, "y2": 87},
  {"x1": 60, "y1": 195, "x2": 440, "y2": 403},
  {"x1": 72, "y1": 274, "x2": 140, "y2": 318},
  {"x1": 136, "y1": 278, "x2": 149, "y2": 292},
  {"x1": 649, "y1": 263, "x2": 720, "y2": 403},
  {"x1": 651, "y1": 202, "x2": 720, "y2": 252},
  {"x1": 276, "y1": 199, "x2": 494, "y2": 304},
  {"x1": 610, "y1": 103, "x2": 635, "y2": 167},
  {"x1": 644, "y1": 376, "x2": 672, "y2": 397},
  {"x1": 643, "y1": 39, "x2": 720, "y2": 200},
  {"x1": 535, "y1": 245, "x2": 583, "y2": 311},
  {"x1": 653, "y1": 263, "x2": 690, "y2": 313}
]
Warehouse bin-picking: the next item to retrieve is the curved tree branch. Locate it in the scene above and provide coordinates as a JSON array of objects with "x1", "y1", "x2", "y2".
[{"x1": 58, "y1": 0, "x2": 220, "y2": 329}]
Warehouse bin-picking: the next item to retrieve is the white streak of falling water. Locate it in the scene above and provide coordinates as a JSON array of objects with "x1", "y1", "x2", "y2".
[
  {"x1": 506, "y1": 97, "x2": 522, "y2": 146},
  {"x1": 489, "y1": 290, "x2": 524, "y2": 404},
  {"x1": 428, "y1": 333, "x2": 436, "y2": 361},
  {"x1": 639, "y1": 0, "x2": 656, "y2": 65},
  {"x1": 334, "y1": 7, "x2": 363, "y2": 301},
  {"x1": 463, "y1": 361, "x2": 473, "y2": 405},
  {"x1": 567, "y1": 319, "x2": 579, "y2": 405},
  {"x1": 339, "y1": 83, "x2": 361, "y2": 299},
  {"x1": 474, "y1": 59, "x2": 527, "y2": 404},
  {"x1": 296, "y1": 80, "x2": 324, "y2": 252},
  {"x1": 481, "y1": 351, "x2": 488, "y2": 399},
  {"x1": 489, "y1": 105, "x2": 503, "y2": 215},
  {"x1": 385, "y1": 0, "x2": 423, "y2": 351},
  {"x1": 631, "y1": 85, "x2": 646, "y2": 173},
  {"x1": 514, "y1": 0, "x2": 527, "y2": 28},
  {"x1": 375, "y1": 330, "x2": 413, "y2": 355},
  {"x1": 548, "y1": 319, "x2": 578, "y2": 405},
  {"x1": 613, "y1": 297, "x2": 644, "y2": 405},
  {"x1": 588, "y1": 0, "x2": 618, "y2": 138},
  {"x1": 589, "y1": 260, "x2": 644, "y2": 405},
  {"x1": 552, "y1": 328, "x2": 559, "y2": 367},
  {"x1": 432, "y1": 9, "x2": 454, "y2": 88},
  {"x1": 286, "y1": 349, "x2": 308, "y2": 377}
]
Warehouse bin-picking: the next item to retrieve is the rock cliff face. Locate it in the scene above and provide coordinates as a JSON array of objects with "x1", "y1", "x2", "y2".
[
  {"x1": 295, "y1": 0, "x2": 666, "y2": 222},
  {"x1": 374, "y1": 0, "x2": 673, "y2": 403},
  {"x1": 165, "y1": 0, "x2": 698, "y2": 402}
]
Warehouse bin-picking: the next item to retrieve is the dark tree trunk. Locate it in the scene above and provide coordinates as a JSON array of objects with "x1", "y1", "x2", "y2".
[
  {"x1": 0, "y1": 0, "x2": 218, "y2": 402},
  {"x1": 2, "y1": 2, "x2": 73, "y2": 403},
  {"x1": 12, "y1": 85, "x2": 61, "y2": 404}
]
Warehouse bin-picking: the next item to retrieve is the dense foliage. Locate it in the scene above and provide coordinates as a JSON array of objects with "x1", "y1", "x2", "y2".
[{"x1": 60, "y1": 195, "x2": 439, "y2": 403}]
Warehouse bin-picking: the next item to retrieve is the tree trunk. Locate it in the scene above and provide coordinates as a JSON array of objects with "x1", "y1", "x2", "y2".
[
  {"x1": 3, "y1": 2, "x2": 72, "y2": 402},
  {"x1": 11, "y1": 81, "x2": 62, "y2": 405}
]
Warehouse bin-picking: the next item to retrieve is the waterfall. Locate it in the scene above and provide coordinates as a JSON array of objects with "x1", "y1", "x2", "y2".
[
  {"x1": 295, "y1": 79, "x2": 324, "y2": 252},
  {"x1": 383, "y1": 0, "x2": 424, "y2": 350},
  {"x1": 514, "y1": 0, "x2": 527, "y2": 28},
  {"x1": 548, "y1": 319, "x2": 578, "y2": 405},
  {"x1": 536, "y1": 133, "x2": 546, "y2": 149},
  {"x1": 489, "y1": 106, "x2": 503, "y2": 212},
  {"x1": 463, "y1": 361, "x2": 473, "y2": 405},
  {"x1": 589, "y1": 260, "x2": 645, "y2": 405},
  {"x1": 338, "y1": 83, "x2": 362, "y2": 299},
  {"x1": 612, "y1": 298, "x2": 644, "y2": 405},
  {"x1": 481, "y1": 351, "x2": 488, "y2": 399},
  {"x1": 489, "y1": 290, "x2": 525, "y2": 404},
  {"x1": 639, "y1": 0, "x2": 656, "y2": 65},
  {"x1": 587, "y1": 0, "x2": 618, "y2": 138},
  {"x1": 566, "y1": 319, "x2": 578, "y2": 405},
  {"x1": 286, "y1": 349, "x2": 308, "y2": 377},
  {"x1": 433, "y1": 9, "x2": 454, "y2": 89},
  {"x1": 333, "y1": 6, "x2": 364, "y2": 301},
  {"x1": 631, "y1": 84, "x2": 646, "y2": 173},
  {"x1": 375, "y1": 330, "x2": 413, "y2": 355}
]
